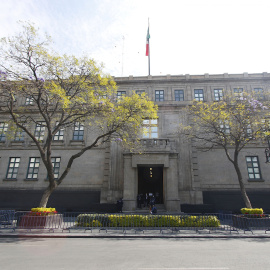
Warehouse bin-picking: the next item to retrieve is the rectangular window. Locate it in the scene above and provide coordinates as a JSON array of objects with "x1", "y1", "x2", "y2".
[
  {"x1": 254, "y1": 88, "x2": 264, "y2": 100},
  {"x1": 194, "y1": 89, "x2": 204, "y2": 101},
  {"x1": 51, "y1": 157, "x2": 61, "y2": 179},
  {"x1": 6, "y1": 157, "x2": 20, "y2": 179},
  {"x1": 53, "y1": 123, "x2": 64, "y2": 141},
  {"x1": 14, "y1": 127, "x2": 25, "y2": 141},
  {"x1": 246, "y1": 124, "x2": 252, "y2": 137},
  {"x1": 246, "y1": 156, "x2": 262, "y2": 180},
  {"x1": 0, "y1": 123, "x2": 8, "y2": 142},
  {"x1": 73, "y1": 122, "x2": 84, "y2": 140},
  {"x1": 219, "y1": 121, "x2": 230, "y2": 134},
  {"x1": 155, "y1": 90, "x2": 164, "y2": 101},
  {"x1": 34, "y1": 122, "x2": 45, "y2": 141},
  {"x1": 175, "y1": 90, "x2": 184, "y2": 101},
  {"x1": 26, "y1": 157, "x2": 40, "y2": 179},
  {"x1": 136, "y1": 90, "x2": 145, "y2": 96},
  {"x1": 214, "y1": 89, "x2": 223, "y2": 101},
  {"x1": 117, "y1": 91, "x2": 126, "y2": 100},
  {"x1": 25, "y1": 96, "x2": 34, "y2": 105},
  {"x1": 142, "y1": 119, "x2": 158, "y2": 138},
  {"x1": 234, "y1": 88, "x2": 243, "y2": 99}
]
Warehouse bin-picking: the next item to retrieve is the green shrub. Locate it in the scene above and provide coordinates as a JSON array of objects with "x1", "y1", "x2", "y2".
[
  {"x1": 76, "y1": 214, "x2": 220, "y2": 228},
  {"x1": 76, "y1": 214, "x2": 110, "y2": 227},
  {"x1": 240, "y1": 208, "x2": 263, "y2": 215}
]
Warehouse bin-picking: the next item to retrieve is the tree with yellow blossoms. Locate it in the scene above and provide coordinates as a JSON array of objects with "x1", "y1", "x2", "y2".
[
  {"x1": 183, "y1": 92, "x2": 269, "y2": 208},
  {"x1": 0, "y1": 23, "x2": 158, "y2": 207}
]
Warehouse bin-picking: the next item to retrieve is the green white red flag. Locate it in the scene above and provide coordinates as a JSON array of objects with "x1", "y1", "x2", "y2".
[{"x1": 146, "y1": 27, "x2": 150, "y2": 56}]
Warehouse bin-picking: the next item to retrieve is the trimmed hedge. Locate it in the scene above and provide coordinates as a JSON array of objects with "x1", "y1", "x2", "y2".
[{"x1": 76, "y1": 214, "x2": 220, "y2": 228}]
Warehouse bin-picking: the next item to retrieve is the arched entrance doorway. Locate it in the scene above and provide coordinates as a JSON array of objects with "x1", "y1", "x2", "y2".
[{"x1": 138, "y1": 165, "x2": 163, "y2": 204}]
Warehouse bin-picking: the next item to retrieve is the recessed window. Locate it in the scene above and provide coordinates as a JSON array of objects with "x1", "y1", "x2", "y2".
[
  {"x1": 175, "y1": 90, "x2": 184, "y2": 101},
  {"x1": 117, "y1": 91, "x2": 126, "y2": 101},
  {"x1": 214, "y1": 89, "x2": 223, "y2": 101},
  {"x1": 246, "y1": 124, "x2": 252, "y2": 137},
  {"x1": 0, "y1": 123, "x2": 8, "y2": 142},
  {"x1": 53, "y1": 122, "x2": 64, "y2": 141},
  {"x1": 194, "y1": 89, "x2": 204, "y2": 101},
  {"x1": 155, "y1": 90, "x2": 164, "y2": 102},
  {"x1": 6, "y1": 157, "x2": 20, "y2": 179},
  {"x1": 246, "y1": 156, "x2": 262, "y2": 180},
  {"x1": 142, "y1": 119, "x2": 158, "y2": 138},
  {"x1": 254, "y1": 88, "x2": 264, "y2": 100},
  {"x1": 25, "y1": 96, "x2": 34, "y2": 105},
  {"x1": 34, "y1": 122, "x2": 46, "y2": 141},
  {"x1": 136, "y1": 90, "x2": 145, "y2": 97},
  {"x1": 234, "y1": 88, "x2": 243, "y2": 100},
  {"x1": 26, "y1": 157, "x2": 40, "y2": 179},
  {"x1": 14, "y1": 127, "x2": 25, "y2": 141},
  {"x1": 219, "y1": 120, "x2": 230, "y2": 134},
  {"x1": 51, "y1": 157, "x2": 61, "y2": 179},
  {"x1": 73, "y1": 122, "x2": 84, "y2": 141}
]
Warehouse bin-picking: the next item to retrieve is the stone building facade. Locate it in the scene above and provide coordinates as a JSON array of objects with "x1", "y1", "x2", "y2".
[{"x1": 1, "y1": 72, "x2": 270, "y2": 212}]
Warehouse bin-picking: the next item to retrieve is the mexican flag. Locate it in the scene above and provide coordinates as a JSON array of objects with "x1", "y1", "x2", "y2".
[{"x1": 146, "y1": 27, "x2": 150, "y2": 56}]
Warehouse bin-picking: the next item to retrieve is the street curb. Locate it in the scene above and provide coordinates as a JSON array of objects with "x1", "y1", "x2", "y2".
[{"x1": 1, "y1": 234, "x2": 270, "y2": 239}]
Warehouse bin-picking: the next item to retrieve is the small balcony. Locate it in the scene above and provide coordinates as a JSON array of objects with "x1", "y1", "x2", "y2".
[{"x1": 139, "y1": 138, "x2": 176, "y2": 152}]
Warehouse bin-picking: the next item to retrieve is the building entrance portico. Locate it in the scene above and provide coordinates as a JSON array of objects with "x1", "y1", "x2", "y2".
[{"x1": 123, "y1": 152, "x2": 180, "y2": 212}]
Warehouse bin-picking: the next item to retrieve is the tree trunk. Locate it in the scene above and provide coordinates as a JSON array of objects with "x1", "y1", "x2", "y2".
[
  {"x1": 39, "y1": 186, "x2": 56, "y2": 208},
  {"x1": 233, "y1": 162, "x2": 252, "y2": 208}
]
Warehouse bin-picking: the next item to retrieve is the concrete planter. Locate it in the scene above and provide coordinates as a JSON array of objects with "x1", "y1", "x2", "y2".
[
  {"x1": 232, "y1": 215, "x2": 270, "y2": 230},
  {"x1": 19, "y1": 214, "x2": 63, "y2": 229}
]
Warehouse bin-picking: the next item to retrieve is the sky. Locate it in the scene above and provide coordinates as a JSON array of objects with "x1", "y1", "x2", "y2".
[{"x1": 1, "y1": 0, "x2": 270, "y2": 77}]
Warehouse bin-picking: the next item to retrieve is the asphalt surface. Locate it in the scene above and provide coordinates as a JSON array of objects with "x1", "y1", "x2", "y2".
[{"x1": 1, "y1": 237, "x2": 270, "y2": 270}]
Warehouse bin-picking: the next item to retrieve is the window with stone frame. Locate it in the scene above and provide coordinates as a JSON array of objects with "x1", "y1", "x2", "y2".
[
  {"x1": 142, "y1": 119, "x2": 158, "y2": 138},
  {"x1": 254, "y1": 88, "x2": 264, "y2": 100},
  {"x1": 213, "y1": 89, "x2": 223, "y2": 101},
  {"x1": 14, "y1": 126, "x2": 25, "y2": 141},
  {"x1": 174, "y1": 90, "x2": 184, "y2": 101},
  {"x1": 136, "y1": 90, "x2": 145, "y2": 97},
  {"x1": 6, "y1": 157, "x2": 20, "y2": 179},
  {"x1": 194, "y1": 89, "x2": 204, "y2": 101},
  {"x1": 53, "y1": 122, "x2": 64, "y2": 141},
  {"x1": 25, "y1": 95, "x2": 34, "y2": 105},
  {"x1": 26, "y1": 157, "x2": 40, "y2": 179},
  {"x1": 246, "y1": 156, "x2": 262, "y2": 180},
  {"x1": 155, "y1": 90, "x2": 164, "y2": 101},
  {"x1": 0, "y1": 122, "x2": 8, "y2": 142},
  {"x1": 233, "y1": 88, "x2": 243, "y2": 100},
  {"x1": 219, "y1": 120, "x2": 230, "y2": 135},
  {"x1": 72, "y1": 122, "x2": 84, "y2": 140},
  {"x1": 34, "y1": 122, "x2": 46, "y2": 141},
  {"x1": 51, "y1": 157, "x2": 61, "y2": 179},
  {"x1": 117, "y1": 91, "x2": 126, "y2": 101}
]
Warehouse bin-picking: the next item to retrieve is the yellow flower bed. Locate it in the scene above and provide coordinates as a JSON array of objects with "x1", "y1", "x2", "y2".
[
  {"x1": 76, "y1": 214, "x2": 220, "y2": 228},
  {"x1": 240, "y1": 208, "x2": 263, "y2": 215},
  {"x1": 30, "y1": 207, "x2": 57, "y2": 216}
]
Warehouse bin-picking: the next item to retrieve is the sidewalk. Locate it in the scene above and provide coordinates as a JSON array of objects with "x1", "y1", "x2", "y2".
[{"x1": 1, "y1": 227, "x2": 270, "y2": 238}]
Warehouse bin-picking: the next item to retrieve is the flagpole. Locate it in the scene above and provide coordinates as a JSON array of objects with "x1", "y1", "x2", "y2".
[
  {"x1": 148, "y1": 19, "x2": 150, "y2": 76},
  {"x1": 146, "y1": 18, "x2": 151, "y2": 76}
]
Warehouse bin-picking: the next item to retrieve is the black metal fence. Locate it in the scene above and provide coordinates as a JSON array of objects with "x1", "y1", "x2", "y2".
[{"x1": 1, "y1": 211, "x2": 270, "y2": 234}]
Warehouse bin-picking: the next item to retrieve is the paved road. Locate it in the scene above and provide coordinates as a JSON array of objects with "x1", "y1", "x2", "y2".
[{"x1": 0, "y1": 238, "x2": 270, "y2": 270}]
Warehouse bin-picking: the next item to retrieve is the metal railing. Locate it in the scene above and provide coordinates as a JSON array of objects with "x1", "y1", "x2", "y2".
[{"x1": 1, "y1": 211, "x2": 270, "y2": 234}]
